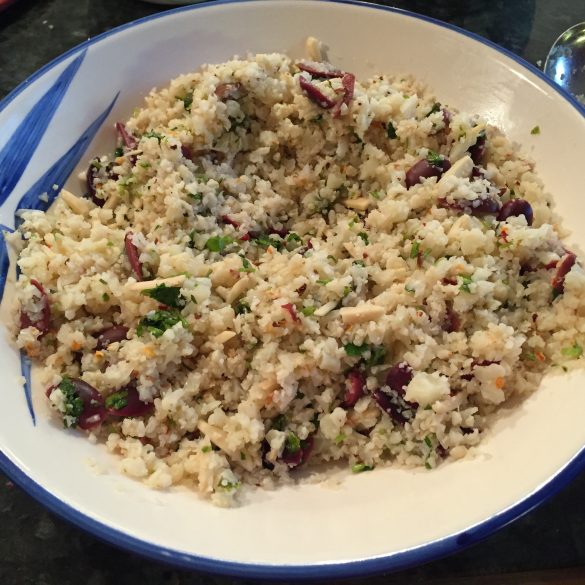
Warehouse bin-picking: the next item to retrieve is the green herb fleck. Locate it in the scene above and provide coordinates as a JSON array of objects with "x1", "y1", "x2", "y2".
[
  {"x1": 139, "y1": 161, "x2": 151, "y2": 169},
  {"x1": 252, "y1": 234, "x2": 283, "y2": 251},
  {"x1": 57, "y1": 377, "x2": 83, "y2": 428},
  {"x1": 180, "y1": 93, "x2": 193, "y2": 111},
  {"x1": 143, "y1": 130, "x2": 164, "y2": 143},
  {"x1": 239, "y1": 256, "x2": 255, "y2": 273},
  {"x1": 317, "y1": 278, "x2": 332, "y2": 286},
  {"x1": 426, "y1": 149, "x2": 444, "y2": 166},
  {"x1": 188, "y1": 192, "x2": 202, "y2": 202},
  {"x1": 235, "y1": 300, "x2": 251, "y2": 315},
  {"x1": 530, "y1": 125, "x2": 541, "y2": 135},
  {"x1": 424, "y1": 435, "x2": 433, "y2": 448},
  {"x1": 240, "y1": 451, "x2": 246, "y2": 461},
  {"x1": 358, "y1": 232, "x2": 369, "y2": 244},
  {"x1": 405, "y1": 284, "x2": 415, "y2": 294},
  {"x1": 353, "y1": 260, "x2": 365, "y2": 267},
  {"x1": 105, "y1": 390, "x2": 129, "y2": 411},
  {"x1": 525, "y1": 351, "x2": 536, "y2": 361},
  {"x1": 327, "y1": 255, "x2": 338, "y2": 264},
  {"x1": 272, "y1": 414, "x2": 287, "y2": 431},
  {"x1": 344, "y1": 343, "x2": 368, "y2": 357},
  {"x1": 370, "y1": 190, "x2": 384, "y2": 200},
  {"x1": 205, "y1": 235, "x2": 234, "y2": 254},
  {"x1": 334, "y1": 433, "x2": 346, "y2": 445},
  {"x1": 410, "y1": 241, "x2": 420, "y2": 259},
  {"x1": 102, "y1": 293, "x2": 110, "y2": 302},
  {"x1": 285, "y1": 431, "x2": 301, "y2": 454},
  {"x1": 386, "y1": 121, "x2": 397, "y2": 139},
  {"x1": 365, "y1": 346, "x2": 386, "y2": 367},
  {"x1": 114, "y1": 147, "x2": 124, "y2": 158},
  {"x1": 459, "y1": 275, "x2": 473, "y2": 293},
  {"x1": 561, "y1": 343, "x2": 583, "y2": 359},
  {"x1": 352, "y1": 463, "x2": 374, "y2": 473},
  {"x1": 425, "y1": 461, "x2": 432, "y2": 470},
  {"x1": 301, "y1": 306, "x2": 316, "y2": 316},
  {"x1": 142, "y1": 284, "x2": 186, "y2": 309},
  {"x1": 426, "y1": 102, "x2": 441, "y2": 117},
  {"x1": 311, "y1": 114, "x2": 323, "y2": 123},
  {"x1": 217, "y1": 478, "x2": 240, "y2": 491},
  {"x1": 201, "y1": 445, "x2": 212, "y2": 453},
  {"x1": 285, "y1": 232, "x2": 302, "y2": 250},
  {"x1": 136, "y1": 309, "x2": 187, "y2": 338},
  {"x1": 342, "y1": 286, "x2": 352, "y2": 298}
]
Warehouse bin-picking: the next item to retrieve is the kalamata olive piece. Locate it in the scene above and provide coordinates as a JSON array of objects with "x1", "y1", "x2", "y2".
[
  {"x1": 461, "y1": 360, "x2": 498, "y2": 381},
  {"x1": 215, "y1": 82, "x2": 244, "y2": 101},
  {"x1": 299, "y1": 76, "x2": 337, "y2": 108},
  {"x1": 405, "y1": 157, "x2": 451, "y2": 189},
  {"x1": 297, "y1": 62, "x2": 344, "y2": 79},
  {"x1": 86, "y1": 159, "x2": 105, "y2": 207},
  {"x1": 385, "y1": 362, "x2": 413, "y2": 395},
  {"x1": 443, "y1": 301, "x2": 461, "y2": 333},
  {"x1": 281, "y1": 434, "x2": 314, "y2": 469},
  {"x1": 342, "y1": 369, "x2": 365, "y2": 408},
  {"x1": 221, "y1": 215, "x2": 240, "y2": 228},
  {"x1": 106, "y1": 384, "x2": 154, "y2": 418},
  {"x1": 496, "y1": 199, "x2": 534, "y2": 226},
  {"x1": 124, "y1": 232, "x2": 143, "y2": 281},
  {"x1": 96, "y1": 326, "x2": 129, "y2": 350},
  {"x1": 552, "y1": 252, "x2": 577, "y2": 296},
  {"x1": 468, "y1": 134, "x2": 487, "y2": 164},
  {"x1": 48, "y1": 378, "x2": 106, "y2": 430},
  {"x1": 331, "y1": 72, "x2": 356, "y2": 118},
  {"x1": 115, "y1": 122, "x2": 137, "y2": 149},
  {"x1": 19, "y1": 279, "x2": 51, "y2": 335},
  {"x1": 261, "y1": 439, "x2": 275, "y2": 470},
  {"x1": 373, "y1": 389, "x2": 415, "y2": 425}
]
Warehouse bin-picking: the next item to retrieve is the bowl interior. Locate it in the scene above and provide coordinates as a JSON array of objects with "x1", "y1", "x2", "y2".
[{"x1": 1, "y1": 0, "x2": 584, "y2": 577}]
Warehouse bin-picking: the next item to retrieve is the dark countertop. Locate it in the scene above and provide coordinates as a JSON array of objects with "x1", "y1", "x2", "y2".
[{"x1": 2, "y1": 1, "x2": 585, "y2": 584}]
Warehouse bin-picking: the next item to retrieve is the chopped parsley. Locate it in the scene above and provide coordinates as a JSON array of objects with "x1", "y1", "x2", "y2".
[
  {"x1": 426, "y1": 102, "x2": 441, "y2": 117},
  {"x1": 252, "y1": 234, "x2": 283, "y2": 251},
  {"x1": 311, "y1": 114, "x2": 323, "y2": 123},
  {"x1": 342, "y1": 286, "x2": 352, "y2": 298},
  {"x1": 525, "y1": 351, "x2": 537, "y2": 362},
  {"x1": 327, "y1": 255, "x2": 338, "y2": 264},
  {"x1": 285, "y1": 232, "x2": 302, "y2": 250},
  {"x1": 386, "y1": 121, "x2": 397, "y2": 139},
  {"x1": 370, "y1": 190, "x2": 384, "y2": 200},
  {"x1": 424, "y1": 435, "x2": 433, "y2": 448},
  {"x1": 334, "y1": 433, "x2": 346, "y2": 445},
  {"x1": 235, "y1": 300, "x2": 251, "y2": 315},
  {"x1": 317, "y1": 278, "x2": 332, "y2": 286},
  {"x1": 188, "y1": 192, "x2": 202, "y2": 202},
  {"x1": 58, "y1": 377, "x2": 83, "y2": 429},
  {"x1": 459, "y1": 275, "x2": 473, "y2": 293},
  {"x1": 426, "y1": 149, "x2": 444, "y2": 166},
  {"x1": 136, "y1": 309, "x2": 187, "y2": 338},
  {"x1": 102, "y1": 293, "x2": 110, "y2": 302},
  {"x1": 410, "y1": 241, "x2": 420, "y2": 259},
  {"x1": 530, "y1": 125, "x2": 541, "y2": 135},
  {"x1": 272, "y1": 414, "x2": 287, "y2": 431},
  {"x1": 285, "y1": 431, "x2": 301, "y2": 454},
  {"x1": 180, "y1": 93, "x2": 193, "y2": 111},
  {"x1": 201, "y1": 445, "x2": 212, "y2": 453},
  {"x1": 205, "y1": 235, "x2": 234, "y2": 253},
  {"x1": 143, "y1": 130, "x2": 164, "y2": 143},
  {"x1": 239, "y1": 256, "x2": 255, "y2": 273},
  {"x1": 353, "y1": 260, "x2": 365, "y2": 267},
  {"x1": 114, "y1": 147, "x2": 124, "y2": 158},
  {"x1": 105, "y1": 390, "x2": 128, "y2": 411},
  {"x1": 357, "y1": 231, "x2": 369, "y2": 244},
  {"x1": 364, "y1": 345, "x2": 386, "y2": 367},
  {"x1": 405, "y1": 284, "x2": 415, "y2": 294},
  {"x1": 344, "y1": 343, "x2": 369, "y2": 357},
  {"x1": 352, "y1": 463, "x2": 374, "y2": 473},
  {"x1": 301, "y1": 306, "x2": 316, "y2": 316},
  {"x1": 561, "y1": 343, "x2": 583, "y2": 359},
  {"x1": 141, "y1": 284, "x2": 186, "y2": 309}
]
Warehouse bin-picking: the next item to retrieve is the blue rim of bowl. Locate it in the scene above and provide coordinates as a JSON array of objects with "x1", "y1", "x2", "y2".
[{"x1": 1, "y1": 0, "x2": 584, "y2": 580}]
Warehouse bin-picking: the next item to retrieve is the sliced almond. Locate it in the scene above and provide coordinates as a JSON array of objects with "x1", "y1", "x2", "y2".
[
  {"x1": 210, "y1": 256, "x2": 241, "y2": 288},
  {"x1": 305, "y1": 36, "x2": 323, "y2": 61},
  {"x1": 450, "y1": 124, "x2": 485, "y2": 162},
  {"x1": 343, "y1": 197, "x2": 370, "y2": 211},
  {"x1": 60, "y1": 189, "x2": 93, "y2": 215},
  {"x1": 200, "y1": 330, "x2": 237, "y2": 353},
  {"x1": 124, "y1": 274, "x2": 186, "y2": 293},
  {"x1": 439, "y1": 155, "x2": 474, "y2": 183},
  {"x1": 313, "y1": 300, "x2": 338, "y2": 317},
  {"x1": 216, "y1": 276, "x2": 253, "y2": 304},
  {"x1": 340, "y1": 303, "x2": 385, "y2": 324},
  {"x1": 103, "y1": 193, "x2": 120, "y2": 210}
]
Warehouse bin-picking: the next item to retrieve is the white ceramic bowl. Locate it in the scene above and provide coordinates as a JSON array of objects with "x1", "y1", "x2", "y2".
[{"x1": 1, "y1": 0, "x2": 584, "y2": 579}]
